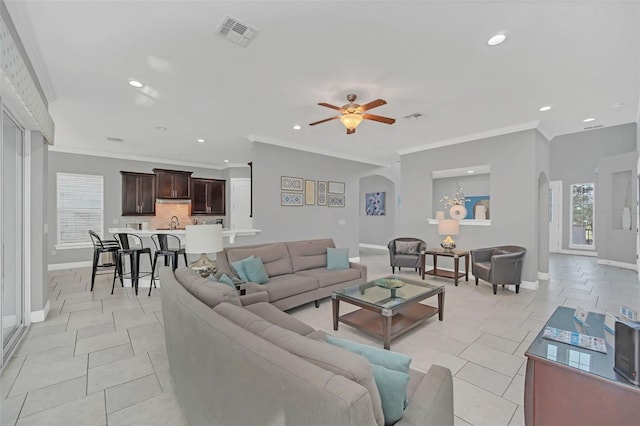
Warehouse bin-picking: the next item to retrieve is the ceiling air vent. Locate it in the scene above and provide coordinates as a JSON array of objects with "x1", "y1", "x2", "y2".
[
  {"x1": 404, "y1": 112, "x2": 424, "y2": 120},
  {"x1": 106, "y1": 136, "x2": 124, "y2": 143},
  {"x1": 216, "y1": 16, "x2": 258, "y2": 47},
  {"x1": 584, "y1": 125, "x2": 604, "y2": 130}
]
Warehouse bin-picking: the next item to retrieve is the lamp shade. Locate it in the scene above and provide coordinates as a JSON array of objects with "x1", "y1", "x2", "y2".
[
  {"x1": 438, "y1": 219, "x2": 459, "y2": 236},
  {"x1": 185, "y1": 224, "x2": 223, "y2": 254},
  {"x1": 340, "y1": 113, "x2": 363, "y2": 130}
]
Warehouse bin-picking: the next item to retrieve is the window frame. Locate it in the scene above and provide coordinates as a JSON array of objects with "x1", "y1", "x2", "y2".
[
  {"x1": 56, "y1": 172, "x2": 104, "y2": 250},
  {"x1": 569, "y1": 182, "x2": 595, "y2": 250}
]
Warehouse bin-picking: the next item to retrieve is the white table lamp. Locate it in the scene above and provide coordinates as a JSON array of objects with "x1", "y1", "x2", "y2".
[
  {"x1": 438, "y1": 219, "x2": 459, "y2": 252},
  {"x1": 186, "y1": 224, "x2": 223, "y2": 277}
]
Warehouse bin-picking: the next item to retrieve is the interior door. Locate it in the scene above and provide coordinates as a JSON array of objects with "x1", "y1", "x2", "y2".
[
  {"x1": 1, "y1": 110, "x2": 25, "y2": 363},
  {"x1": 549, "y1": 180, "x2": 562, "y2": 253},
  {"x1": 230, "y1": 178, "x2": 252, "y2": 229}
]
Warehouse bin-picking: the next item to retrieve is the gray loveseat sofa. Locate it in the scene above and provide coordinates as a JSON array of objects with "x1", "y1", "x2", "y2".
[
  {"x1": 216, "y1": 238, "x2": 367, "y2": 311},
  {"x1": 160, "y1": 266, "x2": 454, "y2": 426}
]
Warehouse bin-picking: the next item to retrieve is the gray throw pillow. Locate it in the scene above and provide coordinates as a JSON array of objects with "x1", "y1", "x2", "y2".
[{"x1": 396, "y1": 241, "x2": 421, "y2": 254}]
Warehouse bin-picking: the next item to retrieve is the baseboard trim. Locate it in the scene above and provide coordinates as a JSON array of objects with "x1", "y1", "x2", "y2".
[
  {"x1": 31, "y1": 300, "x2": 50, "y2": 323},
  {"x1": 596, "y1": 259, "x2": 637, "y2": 271},
  {"x1": 521, "y1": 280, "x2": 539, "y2": 291},
  {"x1": 538, "y1": 272, "x2": 550, "y2": 280},
  {"x1": 558, "y1": 249, "x2": 598, "y2": 257},
  {"x1": 359, "y1": 243, "x2": 388, "y2": 251},
  {"x1": 48, "y1": 261, "x2": 91, "y2": 271}
]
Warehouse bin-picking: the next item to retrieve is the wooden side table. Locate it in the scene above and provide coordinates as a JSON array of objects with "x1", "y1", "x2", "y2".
[{"x1": 420, "y1": 248, "x2": 469, "y2": 286}]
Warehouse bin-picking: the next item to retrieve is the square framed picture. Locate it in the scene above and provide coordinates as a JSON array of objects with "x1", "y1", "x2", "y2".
[
  {"x1": 305, "y1": 180, "x2": 316, "y2": 205},
  {"x1": 281, "y1": 176, "x2": 303, "y2": 191},
  {"x1": 328, "y1": 194, "x2": 345, "y2": 207},
  {"x1": 328, "y1": 181, "x2": 345, "y2": 194},
  {"x1": 317, "y1": 181, "x2": 327, "y2": 206},
  {"x1": 281, "y1": 192, "x2": 303, "y2": 206}
]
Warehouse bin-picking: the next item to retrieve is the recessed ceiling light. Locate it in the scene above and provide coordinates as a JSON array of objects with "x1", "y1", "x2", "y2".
[
  {"x1": 197, "y1": 138, "x2": 205, "y2": 143},
  {"x1": 487, "y1": 33, "x2": 506, "y2": 46},
  {"x1": 583, "y1": 117, "x2": 595, "y2": 122},
  {"x1": 293, "y1": 124, "x2": 301, "y2": 130},
  {"x1": 467, "y1": 170, "x2": 475, "y2": 174},
  {"x1": 223, "y1": 159, "x2": 230, "y2": 163},
  {"x1": 539, "y1": 106, "x2": 552, "y2": 112},
  {"x1": 128, "y1": 80, "x2": 143, "y2": 88},
  {"x1": 154, "y1": 126, "x2": 167, "y2": 132}
]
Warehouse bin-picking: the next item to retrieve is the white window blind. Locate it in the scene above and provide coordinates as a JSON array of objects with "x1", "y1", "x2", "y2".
[{"x1": 57, "y1": 172, "x2": 104, "y2": 247}]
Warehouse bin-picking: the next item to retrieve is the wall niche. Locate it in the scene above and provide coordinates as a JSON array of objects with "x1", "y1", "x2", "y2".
[
  {"x1": 611, "y1": 170, "x2": 632, "y2": 230},
  {"x1": 432, "y1": 165, "x2": 490, "y2": 221}
]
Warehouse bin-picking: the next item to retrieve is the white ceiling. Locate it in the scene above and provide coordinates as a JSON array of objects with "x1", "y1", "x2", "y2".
[{"x1": 6, "y1": 0, "x2": 640, "y2": 168}]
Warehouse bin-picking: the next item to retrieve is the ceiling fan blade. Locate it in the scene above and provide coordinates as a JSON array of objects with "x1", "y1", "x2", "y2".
[
  {"x1": 362, "y1": 113, "x2": 396, "y2": 125},
  {"x1": 309, "y1": 116, "x2": 340, "y2": 126},
  {"x1": 358, "y1": 99, "x2": 387, "y2": 112},
  {"x1": 318, "y1": 102, "x2": 342, "y2": 111}
]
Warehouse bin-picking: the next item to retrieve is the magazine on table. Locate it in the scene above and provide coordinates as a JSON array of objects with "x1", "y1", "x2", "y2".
[{"x1": 542, "y1": 326, "x2": 607, "y2": 354}]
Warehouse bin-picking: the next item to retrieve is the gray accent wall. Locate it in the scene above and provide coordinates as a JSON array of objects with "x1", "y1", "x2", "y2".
[
  {"x1": 536, "y1": 130, "x2": 551, "y2": 275},
  {"x1": 400, "y1": 129, "x2": 540, "y2": 283},
  {"x1": 47, "y1": 152, "x2": 227, "y2": 266},
  {"x1": 249, "y1": 142, "x2": 376, "y2": 257},
  {"x1": 550, "y1": 123, "x2": 637, "y2": 253},
  {"x1": 359, "y1": 175, "x2": 395, "y2": 247},
  {"x1": 30, "y1": 132, "x2": 48, "y2": 312}
]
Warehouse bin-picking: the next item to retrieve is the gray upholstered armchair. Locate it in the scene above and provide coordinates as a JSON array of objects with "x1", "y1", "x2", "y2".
[
  {"x1": 471, "y1": 246, "x2": 527, "y2": 294},
  {"x1": 387, "y1": 237, "x2": 426, "y2": 274}
]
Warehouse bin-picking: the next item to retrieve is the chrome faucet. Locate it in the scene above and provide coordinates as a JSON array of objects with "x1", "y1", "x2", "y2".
[{"x1": 169, "y1": 216, "x2": 179, "y2": 230}]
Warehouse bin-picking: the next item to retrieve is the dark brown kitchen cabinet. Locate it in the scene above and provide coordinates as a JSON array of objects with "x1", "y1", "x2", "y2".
[
  {"x1": 121, "y1": 172, "x2": 156, "y2": 216},
  {"x1": 153, "y1": 168, "x2": 192, "y2": 199},
  {"x1": 191, "y1": 178, "x2": 226, "y2": 215}
]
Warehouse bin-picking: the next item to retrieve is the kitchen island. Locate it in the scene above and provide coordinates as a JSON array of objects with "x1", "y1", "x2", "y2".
[{"x1": 107, "y1": 227, "x2": 261, "y2": 244}]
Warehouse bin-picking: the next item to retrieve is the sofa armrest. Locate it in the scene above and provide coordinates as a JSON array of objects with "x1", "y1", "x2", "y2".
[
  {"x1": 239, "y1": 291, "x2": 269, "y2": 306},
  {"x1": 396, "y1": 365, "x2": 454, "y2": 426},
  {"x1": 349, "y1": 261, "x2": 368, "y2": 281}
]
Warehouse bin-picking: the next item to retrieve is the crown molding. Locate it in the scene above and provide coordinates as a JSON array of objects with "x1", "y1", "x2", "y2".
[
  {"x1": 48, "y1": 145, "x2": 227, "y2": 170},
  {"x1": 247, "y1": 134, "x2": 391, "y2": 167},
  {"x1": 397, "y1": 121, "x2": 541, "y2": 155}
]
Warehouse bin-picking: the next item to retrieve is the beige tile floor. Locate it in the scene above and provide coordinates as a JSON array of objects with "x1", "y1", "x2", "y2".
[{"x1": 1, "y1": 250, "x2": 638, "y2": 425}]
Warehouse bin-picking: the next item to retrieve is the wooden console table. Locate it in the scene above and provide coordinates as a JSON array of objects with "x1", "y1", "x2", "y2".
[
  {"x1": 420, "y1": 248, "x2": 469, "y2": 286},
  {"x1": 524, "y1": 307, "x2": 640, "y2": 425}
]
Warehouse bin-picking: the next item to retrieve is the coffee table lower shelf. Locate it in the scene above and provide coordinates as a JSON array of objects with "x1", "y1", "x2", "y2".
[{"x1": 337, "y1": 303, "x2": 439, "y2": 349}]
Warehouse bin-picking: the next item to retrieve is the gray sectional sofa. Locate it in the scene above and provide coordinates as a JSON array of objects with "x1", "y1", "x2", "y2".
[
  {"x1": 216, "y1": 238, "x2": 367, "y2": 311},
  {"x1": 160, "y1": 266, "x2": 454, "y2": 426}
]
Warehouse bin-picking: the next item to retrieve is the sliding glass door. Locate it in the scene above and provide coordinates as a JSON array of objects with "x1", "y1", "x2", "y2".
[{"x1": 1, "y1": 110, "x2": 25, "y2": 364}]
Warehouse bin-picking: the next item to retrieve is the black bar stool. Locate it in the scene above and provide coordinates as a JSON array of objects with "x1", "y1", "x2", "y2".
[
  {"x1": 112, "y1": 233, "x2": 155, "y2": 296},
  {"x1": 89, "y1": 230, "x2": 120, "y2": 291},
  {"x1": 151, "y1": 233, "x2": 188, "y2": 283}
]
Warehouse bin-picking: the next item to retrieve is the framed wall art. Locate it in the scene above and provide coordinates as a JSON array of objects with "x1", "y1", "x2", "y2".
[
  {"x1": 317, "y1": 181, "x2": 327, "y2": 206},
  {"x1": 365, "y1": 192, "x2": 385, "y2": 216},
  {"x1": 281, "y1": 176, "x2": 303, "y2": 191},
  {"x1": 305, "y1": 180, "x2": 316, "y2": 205},
  {"x1": 328, "y1": 194, "x2": 345, "y2": 207},
  {"x1": 281, "y1": 192, "x2": 303, "y2": 206},
  {"x1": 328, "y1": 181, "x2": 345, "y2": 194}
]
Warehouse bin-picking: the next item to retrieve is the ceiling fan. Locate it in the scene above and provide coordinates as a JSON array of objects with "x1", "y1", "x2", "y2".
[{"x1": 309, "y1": 94, "x2": 395, "y2": 134}]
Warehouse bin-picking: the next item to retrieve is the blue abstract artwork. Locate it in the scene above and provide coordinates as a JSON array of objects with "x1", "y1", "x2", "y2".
[
  {"x1": 464, "y1": 196, "x2": 490, "y2": 219},
  {"x1": 365, "y1": 192, "x2": 385, "y2": 216}
]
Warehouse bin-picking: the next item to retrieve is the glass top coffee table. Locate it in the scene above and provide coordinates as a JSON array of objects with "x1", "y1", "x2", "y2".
[{"x1": 332, "y1": 275, "x2": 444, "y2": 349}]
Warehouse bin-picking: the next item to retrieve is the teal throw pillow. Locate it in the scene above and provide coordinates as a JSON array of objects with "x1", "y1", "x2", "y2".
[
  {"x1": 326, "y1": 335, "x2": 412, "y2": 425},
  {"x1": 218, "y1": 273, "x2": 236, "y2": 289},
  {"x1": 243, "y1": 256, "x2": 270, "y2": 284},
  {"x1": 327, "y1": 247, "x2": 349, "y2": 270},
  {"x1": 371, "y1": 364, "x2": 410, "y2": 426},
  {"x1": 231, "y1": 256, "x2": 253, "y2": 281},
  {"x1": 326, "y1": 335, "x2": 411, "y2": 374}
]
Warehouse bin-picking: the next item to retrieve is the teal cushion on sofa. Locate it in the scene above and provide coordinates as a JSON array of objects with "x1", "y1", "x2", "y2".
[
  {"x1": 218, "y1": 273, "x2": 236, "y2": 289},
  {"x1": 371, "y1": 364, "x2": 410, "y2": 425},
  {"x1": 326, "y1": 335, "x2": 412, "y2": 425},
  {"x1": 243, "y1": 256, "x2": 270, "y2": 284},
  {"x1": 231, "y1": 256, "x2": 253, "y2": 281},
  {"x1": 327, "y1": 248, "x2": 349, "y2": 270}
]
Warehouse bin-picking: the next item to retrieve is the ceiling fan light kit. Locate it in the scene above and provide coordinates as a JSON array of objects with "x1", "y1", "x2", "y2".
[{"x1": 309, "y1": 93, "x2": 395, "y2": 134}]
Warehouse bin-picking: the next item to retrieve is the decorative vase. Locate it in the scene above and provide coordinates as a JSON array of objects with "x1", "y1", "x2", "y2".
[
  {"x1": 449, "y1": 205, "x2": 467, "y2": 221},
  {"x1": 622, "y1": 206, "x2": 632, "y2": 230}
]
